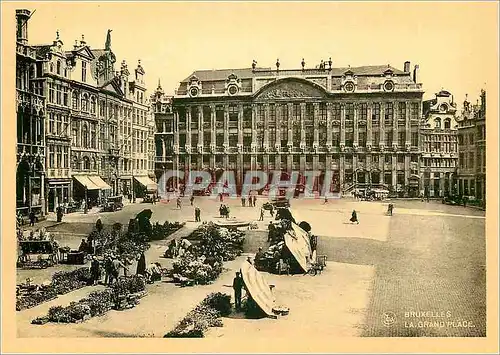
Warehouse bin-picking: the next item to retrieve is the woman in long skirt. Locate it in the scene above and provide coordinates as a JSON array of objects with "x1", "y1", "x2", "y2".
[
  {"x1": 136, "y1": 252, "x2": 146, "y2": 275},
  {"x1": 350, "y1": 210, "x2": 359, "y2": 224}
]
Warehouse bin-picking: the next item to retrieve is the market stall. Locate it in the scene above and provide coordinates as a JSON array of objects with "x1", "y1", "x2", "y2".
[
  {"x1": 17, "y1": 240, "x2": 57, "y2": 269},
  {"x1": 240, "y1": 261, "x2": 276, "y2": 318}
]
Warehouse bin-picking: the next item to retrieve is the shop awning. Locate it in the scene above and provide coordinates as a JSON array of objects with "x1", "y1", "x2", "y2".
[
  {"x1": 73, "y1": 175, "x2": 100, "y2": 190},
  {"x1": 134, "y1": 176, "x2": 158, "y2": 191},
  {"x1": 88, "y1": 176, "x2": 112, "y2": 190}
]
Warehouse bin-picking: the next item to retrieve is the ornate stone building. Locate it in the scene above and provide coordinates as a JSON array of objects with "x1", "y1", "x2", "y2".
[
  {"x1": 151, "y1": 82, "x2": 175, "y2": 184},
  {"x1": 26, "y1": 21, "x2": 156, "y2": 210},
  {"x1": 16, "y1": 9, "x2": 46, "y2": 217},
  {"x1": 456, "y1": 90, "x2": 486, "y2": 203},
  {"x1": 170, "y1": 60, "x2": 424, "y2": 196},
  {"x1": 421, "y1": 90, "x2": 459, "y2": 198}
]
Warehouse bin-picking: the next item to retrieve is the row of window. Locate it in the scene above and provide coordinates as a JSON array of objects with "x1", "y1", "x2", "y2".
[
  {"x1": 177, "y1": 102, "x2": 421, "y2": 124},
  {"x1": 459, "y1": 150, "x2": 486, "y2": 170},
  {"x1": 422, "y1": 142, "x2": 457, "y2": 153},
  {"x1": 421, "y1": 158, "x2": 457, "y2": 168},
  {"x1": 423, "y1": 134, "x2": 456, "y2": 142},
  {"x1": 47, "y1": 113, "x2": 70, "y2": 136},
  {"x1": 178, "y1": 154, "x2": 419, "y2": 164},
  {"x1": 47, "y1": 145, "x2": 70, "y2": 169},
  {"x1": 458, "y1": 132, "x2": 477, "y2": 146},
  {"x1": 75, "y1": 156, "x2": 154, "y2": 172},
  {"x1": 177, "y1": 131, "x2": 419, "y2": 148}
]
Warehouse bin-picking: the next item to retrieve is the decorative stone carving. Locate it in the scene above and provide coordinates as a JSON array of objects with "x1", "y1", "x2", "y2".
[{"x1": 257, "y1": 80, "x2": 325, "y2": 99}]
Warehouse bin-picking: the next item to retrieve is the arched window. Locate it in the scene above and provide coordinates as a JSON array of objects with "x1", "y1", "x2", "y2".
[
  {"x1": 444, "y1": 118, "x2": 451, "y2": 129},
  {"x1": 72, "y1": 91, "x2": 78, "y2": 110},
  {"x1": 81, "y1": 94, "x2": 89, "y2": 112},
  {"x1": 82, "y1": 124, "x2": 89, "y2": 148},
  {"x1": 90, "y1": 97, "x2": 96, "y2": 114},
  {"x1": 83, "y1": 156, "x2": 90, "y2": 170},
  {"x1": 49, "y1": 62, "x2": 54, "y2": 72},
  {"x1": 56, "y1": 60, "x2": 61, "y2": 75},
  {"x1": 434, "y1": 117, "x2": 441, "y2": 129}
]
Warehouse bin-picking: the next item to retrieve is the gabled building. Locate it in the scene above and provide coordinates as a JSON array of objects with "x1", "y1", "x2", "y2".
[
  {"x1": 16, "y1": 9, "x2": 46, "y2": 217},
  {"x1": 421, "y1": 90, "x2": 459, "y2": 197},
  {"x1": 456, "y1": 90, "x2": 486, "y2": 204}
]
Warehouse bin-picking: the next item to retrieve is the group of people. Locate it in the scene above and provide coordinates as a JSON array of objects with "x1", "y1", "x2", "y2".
[
  {"x1": 219, "y1": 204, "x2": 231, "y2": 218},
  {"x1": 241, "y1": 195, "x2": 257, "y2": 207},
  {"x1": 164, "y1": 238, "x2": 193, "y2": 259},
  {"x1": 88, "y1": 251, "x2": 164, "y2": 286}
]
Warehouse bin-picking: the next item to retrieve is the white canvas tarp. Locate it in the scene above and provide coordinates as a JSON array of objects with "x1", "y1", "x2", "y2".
[
  {"x1": 284, "y1": 223, "x2": 313, "y2": 273},
  {"x1": 240, "y1": 261, "x2": 276, "y2": 317}
]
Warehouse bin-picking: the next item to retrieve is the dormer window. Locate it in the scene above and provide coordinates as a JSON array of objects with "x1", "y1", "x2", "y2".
[
  {"x1": 82, "y1": 61, "x2": 87, "y2": 82},
  {"x1": 444, "y1": 118, "x2": 451, "y2": 129},
  {"x1": 434, "y1": 117, "x2": 441, "y2": 129},
  {"x1": 440, "y1": 104, "x2": 448, "y2": 113}
]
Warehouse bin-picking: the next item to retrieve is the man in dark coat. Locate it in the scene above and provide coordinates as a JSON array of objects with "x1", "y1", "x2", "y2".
[
  {"x1": 233, "y1": 272, "x2": 244, "y2": 311},
  {"x1": 89, "y1": 256, "x2": 101, "y2": 285},
  {"x1": 56, "y1": 206, "x2": 64, "y2": 222}
]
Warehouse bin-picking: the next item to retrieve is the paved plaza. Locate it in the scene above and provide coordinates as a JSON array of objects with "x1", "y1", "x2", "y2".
[{"x1": 17, "y1": 197, "x2": 486, "y2": 337}]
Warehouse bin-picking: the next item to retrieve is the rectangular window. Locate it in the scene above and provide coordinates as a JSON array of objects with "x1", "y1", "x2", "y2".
[
  {"x1": 332, "y1": 132, "x2": 340, "y2": 146},
  {"x1": 398, "y1": 132, "x2": 406, "y2": 146},
  {"x1": 56, "y1": 146, "x2": 62, "y2": 168},
  {"x1": 372, "y1": 103, "x2": 380, "y2": 122},
  {"x1": 56, "y1": 85, "x2": 62, "y2": 105},
  {"x1": 359, "y1": 103, "x2": 367, "y2": 120},
  {"x1": 49, "y1": 145, "x2": 54, "y2": 168},
  {"x1": 359, "y1": 132, "x2": 366, "y2": 147},
  {"x1": 229, "y1": 132, "x2": 238, "y2": 147},
  {"x1": 386, "y1": 131, "x2": 393, "y2": 145},
  {"x1": 411, "y1": 132, "x2": 418, "y2": 147},
  {"x1": 385, "y1": 102, "x2": 394, "y2": 122},
  {"x1": 373, "y1": 131, "x2": 380, "y2": 145},
  {"x1": 268, "y1": 104, "x2": 276, "y2": 127},
  {"x1": 345, "y1": 130, "x2": 354, "y2": 147},
  {"x1": 345, "y1": 103, "x2": 354, "y2": 120},
  {"x1": 332, "y1": 103, "x2": 341, "y2": 121},
  {"x1": 397, "y1": 155, "x2": 404, "y2": 163},
  {"x1": 49, "y1": 113, "x2": 55, "y2": 134},
  {"x1": 410, "y1": 102, "x2": 419, "y2": 120},
  {"x1": 49, "y1": 83, "x2": 55, "y2": 103},
  {"x1": 63, "y1": 87, "x2": 68, "y2": 106},
  {"x1": 398, "y1": 102, "x2": 406, "y2": 120},
  {"x1": 82, "y1": 61, "x2": 87, "y2": 82}
]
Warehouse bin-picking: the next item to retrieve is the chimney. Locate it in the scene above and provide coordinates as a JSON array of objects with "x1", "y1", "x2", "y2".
[
  {"x1": 413, "y1": 65, "x2": 420, "y2": 83},
  {"x1": 404, "y1": 61, "x2": 410, "y2": 73},
  {"x1": 80, "y1": 34, "x2": 86, "y2": 46},
  {"x1": 16, "y1": 9, "x2": 31, "y2": 45}
]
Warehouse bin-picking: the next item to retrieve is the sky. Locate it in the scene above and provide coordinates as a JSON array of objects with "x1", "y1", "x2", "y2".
[{"x1": 8, "y1": 1, "x2": 499, "y2": 104}]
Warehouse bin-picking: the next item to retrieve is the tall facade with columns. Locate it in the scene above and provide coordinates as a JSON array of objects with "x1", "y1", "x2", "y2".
[
  {"x1": 421, "y1": 90, "x2": 459, "y2": 198},
  {"x1": 16, "y1": 9, "x2": 47, "y2": 217},
  {"x1": 171, "y1": 60, "x2": 424, "y2": 197}
]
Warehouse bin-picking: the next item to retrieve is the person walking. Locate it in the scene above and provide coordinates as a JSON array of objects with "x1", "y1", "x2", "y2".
[
  {"x1": 29, "y1": 211, "x2": 36, "y2": 227},
  {"x1": 259, "y1": 208, "x2": 264, "y2": 221},
  {"x1": 253, "y1": 195, "x2": 257, "y2": 207},
  {"x1": 195, "y1": 206, "x2": 201, "y2": 222},
  {"x1": 176, "y1": 197, "x2": 182, "y2": 209},
  {"x1": 268, "y1": 221, "x2": 275, "y2": 242},
  {"x1": 242, "y1": 197, "x2": 246, "y2": 207},
  {"x1": 190, "y1": 195, "x2": 194, "y2": 206},
  {"x1": 232, "y1": 272, "x2": 244, "y2": 311},
  {"x1": 350, "y1": 209, "x2": 359, "y2": 224},
  {"x1": 136, "y1": 252, "x2": 146, "y2": 276}
]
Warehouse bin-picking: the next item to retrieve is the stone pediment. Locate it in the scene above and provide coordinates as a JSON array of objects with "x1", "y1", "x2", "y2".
[{"x1": 255, "y1": 78, "x2": 327, "y2": 100}]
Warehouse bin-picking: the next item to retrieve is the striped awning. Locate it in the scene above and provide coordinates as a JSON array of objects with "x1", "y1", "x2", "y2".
[
  {"x1": 88, "y1": 176, "x2": 112, "y2": 190},
  {"x1": 134, "y1": 176, "x2": 158, "y2": 191},
  {"x1": 73, "y1": 175, "x2": 100, "y2": 190}
]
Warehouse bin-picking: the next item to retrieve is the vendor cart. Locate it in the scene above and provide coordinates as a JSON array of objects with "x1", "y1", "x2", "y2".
[{"x1": 17, "y1": 240, "x2": 58, "y2": 269}]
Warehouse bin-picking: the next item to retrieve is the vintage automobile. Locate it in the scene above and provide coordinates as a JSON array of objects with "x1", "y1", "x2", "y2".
[{"x1": 102, "y1": 195, "x2": 124, "y2": 212}]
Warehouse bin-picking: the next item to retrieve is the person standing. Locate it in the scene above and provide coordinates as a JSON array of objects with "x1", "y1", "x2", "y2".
[
  {"x1": 323, "y1": 195, "x2": 329, "y2": 204},
  {"x1": 195, "y1": 206, "x2": 201, "y2": 222},
  {"x1": 259, "y1": 208, "x2": 264, "y2": 221},
  {"x1": 190, "y1": 195, "x2": 194, "y2": 206},
  {"x1": 176, "y1": 197, "x2": 182, "y2": 209},
  {"x1": 96, "y1": 218, "x2": 103, "y2": 233},
  {"x1": 233, "y1": 272, "x2": 244, "y2": 311},
  {"x1": 89, "y1": 256, "x2": 101, "y2": 286},
  {"x1": 136, "y1": 252, "x2": 146, "y2": 276},
  {"x1": 253, "y1": 195, "x2": 257, "y2": 207},
  {"x1": 350, "y1": 210, "x2": 359, "y2": 224},
  {"x1": 29, "y1": 211, "x2": 36, "y2": 227},
  {"x1": 56, "y1": 205, "x2": 64, "y2": 222},
  {"x1": 112, "y1": 255, "x2": 125, "y2": 281},
  {"x1": 104, "y1": 255, "x2": 114, "y2": 285},
  {"x1": 242, "y1": 196, "x2": 246, "y2": 207},
  {"x1": 267, "y1": 221, "x2": 275, "y2": 242}
]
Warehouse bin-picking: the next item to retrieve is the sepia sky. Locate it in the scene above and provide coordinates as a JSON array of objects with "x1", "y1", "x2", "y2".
[{"x1": 7, "y1": 1, "x2": 499, "y2": 103}]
